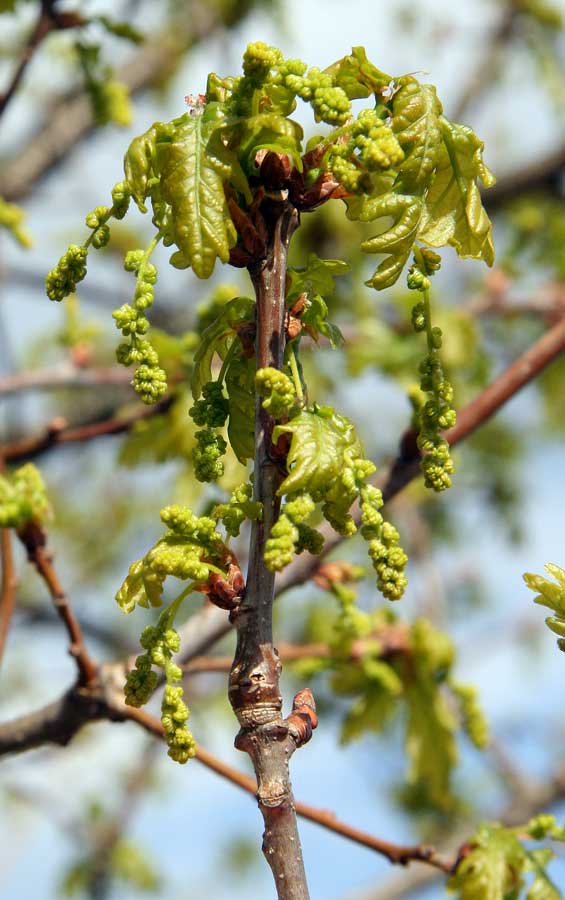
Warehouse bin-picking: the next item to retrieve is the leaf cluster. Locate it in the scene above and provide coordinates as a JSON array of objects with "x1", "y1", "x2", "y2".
[
  {"x1": 448, "y1": 816, "x2": 565, "y2": 900},
  {"x1": 300, "y1": 590, "x2": 488, "y2": 812}
]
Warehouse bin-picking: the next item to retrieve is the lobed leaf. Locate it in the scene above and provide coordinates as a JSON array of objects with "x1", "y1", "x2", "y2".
[
  {"x1": 419, "y1": 118, "x2": 496, "y2": 266},
  {"x1": 448, "y1": 824, "x2": 525, "y2": 900},
  {"x1": 325, "y1": 46, "x2": 391, "y2": 99},
  {"x1": 288, "y1": 253, "x2": 350, "y2": 300},
  {"x1": 157, "y1": 113, "x2": 236, "y2": 278},
  {"x1": 391, "y1": 78, "x2": 443, "y2": 190},
  {"x1": 273, "y1": 406, "x2": 363, "y2": 497}
]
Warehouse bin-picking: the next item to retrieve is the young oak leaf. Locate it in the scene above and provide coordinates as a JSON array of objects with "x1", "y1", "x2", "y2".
[
  {"x1": 157, "y1": 112, "x2": 237, "y2": 278},
  {"x1": 124, "y1": 123, "x2": 159, "y2": 212},
  {"x1": 524, "y1": 563, "x2": 565, "y2": 650},
  {"x1": 273, "y1": 406, "x2": 363, "y2": 497},
  {"x1": 231, "y1": 112, "x2": 304, "y2": 172},
  {"x1": 447, "y1": 824, "x2": 525, "y2": 900},
  {"x1": 287, "y1": 253, "x2": 350, "y2": 300},
  {"x1": 191, "y1": 296, "x2": 254, "y2": 400},
  {"x1": 301, "y1": 294, "x2": 344, "y2": 347},
  {"x1": 419, "y1": 118, "x2": 496, "y2": 266},
  {"x1": 225, "y1": 354, "x2": 256, "y2": 463},
  {"x1": 391, "y1": 78, "x2": 444, "y2": 190},
  {"x1": 324, "y1": 45, "x2": 391, "y2": 99}
]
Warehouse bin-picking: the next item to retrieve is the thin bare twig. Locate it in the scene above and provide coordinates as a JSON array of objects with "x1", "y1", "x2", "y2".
[
  {"x1": 72, "y1": 698, "x2": 462, "y2": 875},
  {"x1": 17, "y1": 522, "x2": 97, "y2": 685},
  {"x1": 0, "y1": 690, "x2": 454, "y2": 874},
  {"x1": 353, "y1": 766, "x2": 565, "y2": 900},
  {"x1": 0, "y1": 528, "x2": 17, "y2": 667},
  {"x1": 1, "y1": 395, "x2": 172, "y2": 463},
  {"x1": 483, "y1": 145, "x2": 565, "y2": 212},
  {"x1": 451, "y1": 2, "x2": 517, "y2": 122},
  {"x1": 183, "y1": 629, "x2": 410, "y2": 676},
  {"x1": 0, "y1": 364, "x2": 133, "y2": 398},
  {"x1": 0, "y1": 2, "x2": 246, "y2": 201},
  {"x1": 0, "y1": 4, "x2": 84, "y2": 120}
]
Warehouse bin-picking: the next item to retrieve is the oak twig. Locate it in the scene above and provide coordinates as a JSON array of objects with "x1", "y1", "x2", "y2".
[
  {"x1": 17, "y1": 522, "x2": 97, "y2": 685},
  {"x1": 183, "y1": 628, "x2": 410, "y2": 676},
  {"x1": 122, "y1": 705, "x2": 453, "y2": 874},
  {"x1": 2, "y1": 395, "x2": 172, "y2": 464},
  {"x1": 0, "y1": 364, "x2": 133, "y2": 398},
  {"x1": 0, "y1": 689, "x2": 453, "y2": 874},
  {"x1": 0, "y1": 529, "x2": 17, "y2": 667},
  {"x1": 0, "y1": 3, "x2": 84, "y2": 120},
  {"x1": 228, "y1": 194, "x2": 313, "y2": 899},
  {"x1": 0, "y1": 2, "x2": 248, "y2": 201}
]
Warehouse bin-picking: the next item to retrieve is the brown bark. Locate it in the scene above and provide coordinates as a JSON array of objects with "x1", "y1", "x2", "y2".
[
  {"x1": 227, "y1": 195, "x2": 315, "y2": 899},
  {"x1": 18, "y1": 521, "x2": 97, "y2": 685}
]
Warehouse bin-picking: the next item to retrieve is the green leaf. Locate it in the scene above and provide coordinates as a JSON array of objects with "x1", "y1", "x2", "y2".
[
  {"x1": 157, "y1": 113, "x2": 236, "y2": 278},
  {"x1": 110, "y1": 838, "x2": 161, "y2": 891},
  {"x1": 391, "y1": 78, "x2": 444, "y2": 189},
  {"x1": 526, "y1": 851, "x2": 561, "y2": 900},
  {"x1": 301, "y1": 294, "x2": 344, "y2": 347},
  {"x1": 403, "y1": 679, "x2": 458, "y2": 809},
  {"x1": 190, "y1": 296, "x2": 254, "y2": 400},
  {"x1": 273, "y1": 406, "x2": 363, "y2": 497},
  {"x1": 288, "y1": 253, "x2": 350, "y2": 300},
  {"x1": 524, "y1": 564, "x2": 565, "y2": 649},
  {"x1": 124, "y1": 123, "x2": 159, "y2": 212},
  {"x1": 340, "y1": 687, "x2": 398, "y2": 743},
  {"x1": 401, "y1": 618, "x2": 460, "y2": 808},
  {"x1": 225, "y1": 354, "x2": 256, "y2": 462},
  {"x1": 0, "y1": 196, "x2": 32, "y2": 248},
  {"x1": 524, "y1": 566, "x2": 565, "y2": 613},
  {"x1": 94, "y1": 15, "x2": 144, "y2": 43},
  {"x1": 230, "y1": 113, "x2": 304, "y2": 172},
  {"x1": 118, "y1": 394, "x2": 195, "y2": 467},
  {"x1": 419, "y1": 117, "x2": 496, "y2": 266},
  {"x1": 325, "y1": 46, "x2": 391, "y2": 99},
  {"x1": 448, "y1": 824, "x2": 525, "y2": 900},
  {"x1": 354, "y1": 193, "x2": 423, "y2": 291}
]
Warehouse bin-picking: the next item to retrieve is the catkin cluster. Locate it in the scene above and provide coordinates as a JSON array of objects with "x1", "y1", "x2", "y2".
[
  {"x1": 264, "y1": 493, "x2": 324, "y2": 572},
  {"x1": 189, "y1": 380, "x2": 230, "y2": 482},
  {"x1": 408, "y1": 249, "x2": 456, "y2": 491},
  {"x1": 255, "y1": 367, "x2": 296, "y2": 418},
  {"x1": 114, "y1": 249, "x2": 167, "y2": 404},
  {"x1": 0, "y1": 463, "x2": 50, "y2": 529},
  {"x1": 125, "y1": 622, "x2": 196, "y2": 764},
  {"x1": 213, "y1": 482, "x2": 262, "y2": 538},
  {"x1": 327, "y1": 109, "x2": 404, "y2": 193},
  {"x1": 360, "y1": 484, "x2": 408, "y2": 601}
]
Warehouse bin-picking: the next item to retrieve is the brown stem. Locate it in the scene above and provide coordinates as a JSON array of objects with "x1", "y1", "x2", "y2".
[
  {"x1": 0, "y1": 2, "x2": 254, "y2": 202},
  {"x1": 2, "y1": 395, "x2": 172, "y2": 464},
  {"x1": 18, "y1": 522, "x2": 97, "y2": 685},
  {"x1": 0, "y1": 529, "x2": 17, "y2": 667},
  {"x1": 0, "y1": 695, "x2": 453, "y2": 874},
  {"x1": 0, "y1": 3, "x2": 83, "y2": 119},
  {"x1": 0, "y1": 6, "x2": 53, "y2": 120},
  {"x1": 228, "y1": 196, "x2": 312, "y2": 899},
  {"x1": 0, "y1": 364, "x2": 134, "y2": 397},
  {"x1": 451, "y1": 3, "x2": 516, "y2": 122},
  {"x1": 184, "y1": 628, "x2": 410, "y2": 675},
  {"x1": 115, "y1": 706, "x2": 453, "y2": 874}
]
